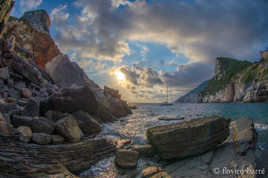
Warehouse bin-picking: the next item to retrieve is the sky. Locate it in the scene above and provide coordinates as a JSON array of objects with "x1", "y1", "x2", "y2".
[{"x1": 13, "y1": 0, "x2": 268, "y2": 103}]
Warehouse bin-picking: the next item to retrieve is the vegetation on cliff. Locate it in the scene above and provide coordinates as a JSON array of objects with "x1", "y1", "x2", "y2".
[{"x1": 200, "y1": 57, "x2": 252, "y2": 96}]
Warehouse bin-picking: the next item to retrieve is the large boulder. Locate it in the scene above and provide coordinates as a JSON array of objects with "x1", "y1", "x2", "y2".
[
  {"x1": 146, "y1": 116, "x2": 231, "y2": 160},
  {"x1": 115, "y1": 149, "x2": 139, "y2": 169},
  {"x1": 45, "y1": 54, "x2": 98, "y2": 88},
  {"x1": 55, "y1": 115, "x2": 83, "y2": 143},
  {"x1": 21, "y1": 99, "x2": 39, "y2": 117},
  {"x1": 72, "y1": 111, "x2": 101, "y2": 136},
  {"x1": 45, "y1": 85, "x2": 98, "y2": 115}
]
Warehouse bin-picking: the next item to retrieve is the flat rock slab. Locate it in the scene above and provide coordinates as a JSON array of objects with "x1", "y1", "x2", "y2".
[
  {"x1": 147, "y1": 116, "x2": 231, "y2": 160},
  {"x1": 115, "y1": 149, "x2": 139, "y2": 169}
]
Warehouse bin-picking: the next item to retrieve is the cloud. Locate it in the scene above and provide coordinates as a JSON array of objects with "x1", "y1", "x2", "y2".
[{"x1": 20, "y1": 0, "x2": 42, "y2": 11}]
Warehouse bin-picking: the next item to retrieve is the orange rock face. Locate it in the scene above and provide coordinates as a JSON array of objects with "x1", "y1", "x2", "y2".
[{"x1": 3, "y1": 17, "x2": 60, "y2": 70}]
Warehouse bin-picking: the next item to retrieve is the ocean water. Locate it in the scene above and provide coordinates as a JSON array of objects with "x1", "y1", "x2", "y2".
[{"x1": 84, "y1": 102, "x2": 268, "y2": 177}]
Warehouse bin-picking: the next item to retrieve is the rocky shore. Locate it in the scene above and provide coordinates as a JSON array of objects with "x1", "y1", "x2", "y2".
[{"x1": 0, "y1": 0, "x2": 131, "y2": 177}]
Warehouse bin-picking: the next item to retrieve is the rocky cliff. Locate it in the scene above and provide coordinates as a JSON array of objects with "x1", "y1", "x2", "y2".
[
  {"x1": 177, "y1": 55, "x2": 268, "y2": 103},
  {"x1": 0, "y1": 2, "x2": 131, "y2": 177}
]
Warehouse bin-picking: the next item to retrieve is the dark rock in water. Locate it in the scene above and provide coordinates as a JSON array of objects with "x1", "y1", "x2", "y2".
[
  {"x1": 72, "y1": 111, "x2": 101, "y2": 136},
  {"x1": 0, "y1": 136, "x2": 115, "y2": 177},
  {"x1": 51, "y1": 134, "x2": 64, "y2": 144},
  {"x1": 0, "y1": 67, "x2": 9, "y2": 80},
  {"x1": 146, "y1": 116, "x2": 230, "y2": 160},
  {"x1": 44, "y1": 110, "x2": 67, "y2": 122},
  {"x1": 55, "y1": 115, "x2": 83, "y2": 143},
  {"x1": 45, "y1": 85, "x2": 98, "y2": 115},
  {"x1": 32, "y1": 133, "x2": 52, "y2": 145},
  {"x1": 12, "y1": 115, "x2": 33, "y2": 127},
  {"x1": 21, "y1": 99, "x2": 40, "y2": 117},
  {"x1": 115, "y1": 149, "x2": 139, "y2": 169},
  {"x1": 96, "y1": 103, "x2": 118, "y2": 123},
  {"x1": 16, "y1": 126, "x2": 32, "y2": 143}
]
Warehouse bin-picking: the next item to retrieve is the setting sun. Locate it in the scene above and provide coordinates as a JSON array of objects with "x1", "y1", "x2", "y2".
[{"x1": 115, "y1": 71, "x2": 126, "y2": 82}]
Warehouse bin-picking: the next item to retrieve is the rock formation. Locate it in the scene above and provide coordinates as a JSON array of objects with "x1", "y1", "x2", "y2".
[
  {"x1": 147, "y1": 116, "x2": 231, "y2": 160},
  {"x1": 0, "y1": 4, "x2": 131, "y2": 177},
  {"x1": 176, "y1": 56, "x2": 268, "y2": 103}
]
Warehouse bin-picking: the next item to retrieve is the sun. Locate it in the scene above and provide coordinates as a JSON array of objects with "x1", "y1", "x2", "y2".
[{"x1": 115, "y1": 71, "x2": 126, "y2": 82}]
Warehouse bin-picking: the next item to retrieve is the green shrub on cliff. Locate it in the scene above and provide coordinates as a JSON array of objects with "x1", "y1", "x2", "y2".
[{"x1": 201, "y1": 57, "x2": 252, "y2": 96}]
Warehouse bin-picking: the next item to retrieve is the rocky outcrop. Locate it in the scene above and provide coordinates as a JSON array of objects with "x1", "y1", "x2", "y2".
[
  {"x1": 0, "y1": 136, "x2": 115, "y2": 177},
  {"x1": 163, "y1": 118, "x2": 258, "y2": 178},
  {"x1": 177, "y1": 56, "x2": 268, "y2": 103},
  {"x1": 21, "y1": 10, "x2": 50, "y2": 34},
  {"x1": 0, "y1": 0, "x2": 14, "y2": 36},
  {"x1": 147, "y1": 116, "x2": 231, "y2": 160}
]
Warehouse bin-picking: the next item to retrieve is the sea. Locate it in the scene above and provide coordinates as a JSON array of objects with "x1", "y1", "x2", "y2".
[{"x1": 81, "y1": 102, "x2": 268, "y2": 177}]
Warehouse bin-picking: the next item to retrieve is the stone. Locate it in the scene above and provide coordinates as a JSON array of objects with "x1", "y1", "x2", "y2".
[
  {"x1": 12, "y1": 115, "x2": 54, "y2": 134},
  {"x1": 0, "y1": 67, "x2": 9, "y2": 80},
  {"x1": 131, "y1": 144, "x2": 153, "y2": 156},
  {"x1": 150, "y1": 172, "x2": 170, "y2": 178},
  {"x1": 55, "y1": 115, "x2": 83, "y2": 143},
  {"x1": 96, "y1": 104, "x2": 118, "y2": 123},
  {"x1": 32, "y1": 133, "x2": 52, "y2": 145},
  {"x1": 51, "y1": 134, "x2": 65, "y2": 144},
  {"x1": 8, "y1": 88, "x2": 20, "y2": 99},
  {"x1": 0, "y1": 0, "x2": 15, "y2": 36},
  {"x1": 5, "y1": 97, "x2": 16, "y2": 104},
  {"x1": 45, "y1": 54, "x2": 96, "y2": 88},
  {"x1": 146, "y1": 116, "x2": 231, "y2": 160},
  {"x1": 21, "y1": 10, "x2": 50, "y2": 34},
  {"x1": 44, "y1": 110, "x2": 67, "y2": 122},
  {"x1": 21, "y1": 88, "x2": 32, "y2": 98},
  {"x1": 31, "y1": 117, "x2": 55, "y2": 134},
  {"x1": 17, "y1": 126, "x2": 32, "y2": 143},
  {"x1": 0, "y1": 112, "x2": 13, "y2": 136},
  {"x1": 72, "y1": 111, "x2": 101, "y2": 136},
  {"x1": 115, "y1": 149, "x2": 139, "y2": 169},
  {"x1": 21, "y1": 98, "x2": 39, "y2": 117},
  {"x1": 142, "y1": 166, "x2": 163, "y2": 178},
  {"x1": 45, "y1": 85, "x2": 98, "y2": 115}
]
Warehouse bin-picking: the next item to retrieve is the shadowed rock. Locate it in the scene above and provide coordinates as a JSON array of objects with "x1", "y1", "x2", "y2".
[
  {"x1": 115, "y1": 149, "x2": 139, "y2": 169},
  {"x1": 147, "y1": 116, "x2": 231, "y2": 160}
]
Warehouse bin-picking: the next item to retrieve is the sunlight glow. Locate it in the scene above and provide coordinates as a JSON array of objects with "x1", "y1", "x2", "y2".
[{"x1": 115, "y1": 71, "x2": 126, "y2": 82}]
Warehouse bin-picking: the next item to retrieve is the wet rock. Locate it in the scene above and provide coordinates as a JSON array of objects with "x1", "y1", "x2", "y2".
[
  {"x1": 96, "y1": 103, "x2": 118, "y2": 123},
  {"x1": 72, "y1": 111, "x2": 101, "y2": 136},
  {"x1": 55, "y1": 115, "x2": 83, "y2": 143},
  {"x1": 8, "y1": 88, "x2": 20, "y2": 99},
  {"x1": 0, "y1": 112, "x2": 13, "y2": 136},
  {"x1": 131, "y1": 144, "x2": 153, "y2": 157},
  {"x1": 21, "y1": 98, "x2": 39, "y2": 117},
  {"x1": 142, "y1": 166, "x2": 163, "y2": 178},
  {"x1": 45, "y1": 85, "x2": 97, "y2": 115},
  {"x1": 0, "y1": 67, "x2": 9, "y2": 80},
  {"x1": 32, "y1": 133, "x2": 52, "y2": 145},
  {"x1": 150, "y1": 171, "x2": 170, "y2": 178},
  {"x1": 17, "y1": 126, "x2": 32, "y2": 143},
  {"x1": 115, "y1": 149, "x2": 139, "y2": 169},
  {"x1": 51, "y1": 134, "x2": 65, "y2": 144},
  {"x1": 146, "y1": 116, "x2": 231, "y2": 160},
  {"x1": 5, "y1": 97, "x2": 17, "y2": 104}
]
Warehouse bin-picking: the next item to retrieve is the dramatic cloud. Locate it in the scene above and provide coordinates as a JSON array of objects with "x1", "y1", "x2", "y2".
[
  {"x1": 20, "y1": 0, "x2": 42, "y2": 11},
  {"x1": 50, "y1": 0, "x2": 268, "y2": 101}
]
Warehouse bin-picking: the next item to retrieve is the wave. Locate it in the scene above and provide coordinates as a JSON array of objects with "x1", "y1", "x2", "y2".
[{"x1": 255, "y1": 123, "x2": 268, "y2": 131}]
